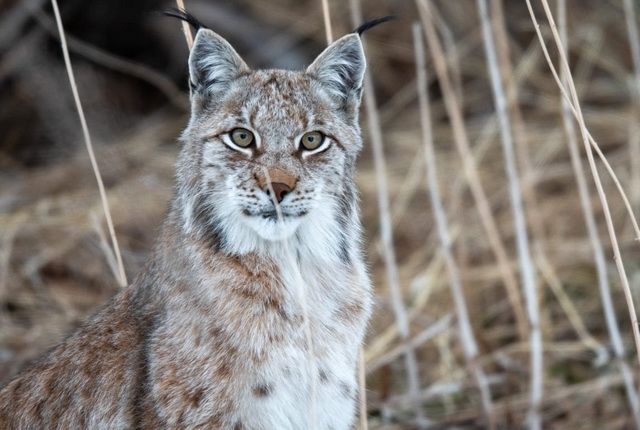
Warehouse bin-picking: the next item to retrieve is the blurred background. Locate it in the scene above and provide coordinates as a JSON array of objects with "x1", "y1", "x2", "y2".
[{"x1": 2, "y1": 0, "x2": 640, "y2": 428}]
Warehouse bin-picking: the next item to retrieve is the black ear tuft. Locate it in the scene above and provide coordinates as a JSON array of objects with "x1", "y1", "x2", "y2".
[
  {"x1": 163, "y1": 7, "x2": 205, "y2": 31},
  {"x1": 353, "y1": 16, "x2": 396, "y2": 36}
]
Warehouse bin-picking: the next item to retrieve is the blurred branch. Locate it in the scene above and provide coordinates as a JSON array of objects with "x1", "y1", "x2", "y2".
[
  {"x1": 367, "y1": 314, "x2": 452, "y2": 374},
  {"x1": 33, "y1": 11, "x2": 188, "y2": 111},
  {"x1": 475, "y1": 1, "x2": 541, "y2": 427},
  {"x1": 536, "y1": 253, "x2": 604, "y2": 356},
  {"x1": 365, "y1": 251, "x2": 446, "y2": 364},
  {"x1": 0, "y1": 0, "x2": 46, "y2": 50},
  {"x1": 490, "y1": 0, "x2": 547, "y2": 245}
]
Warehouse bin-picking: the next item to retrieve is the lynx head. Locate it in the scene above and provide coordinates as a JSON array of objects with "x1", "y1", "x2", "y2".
[{"x1": 173, "y1": 18, "x2": 367, "y2": 260}]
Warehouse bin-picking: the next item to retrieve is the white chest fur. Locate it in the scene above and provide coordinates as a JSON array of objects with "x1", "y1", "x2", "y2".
[{"x1": 236, "y1": 256, "x2": 366, "y2": 430}]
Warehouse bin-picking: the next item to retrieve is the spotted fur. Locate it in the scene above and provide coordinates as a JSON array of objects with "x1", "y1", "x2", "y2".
[{"x1": 0, "y1": 25, "x2": 372, "y2": 430}]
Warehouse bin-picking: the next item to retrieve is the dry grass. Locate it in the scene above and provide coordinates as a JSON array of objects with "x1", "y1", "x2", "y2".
[{"x1": 2, "y1": 0, "x2": 640, "y2": 428}]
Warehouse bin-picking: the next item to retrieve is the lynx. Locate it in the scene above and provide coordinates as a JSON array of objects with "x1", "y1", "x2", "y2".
[{"x1": 0, "y1": 11, "x2": 381, "y2": 429}]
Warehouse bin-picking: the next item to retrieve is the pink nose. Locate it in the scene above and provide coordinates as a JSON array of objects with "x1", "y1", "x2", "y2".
[{"x1": 265, "y1": 182, "x2": 292, "y2": 203}]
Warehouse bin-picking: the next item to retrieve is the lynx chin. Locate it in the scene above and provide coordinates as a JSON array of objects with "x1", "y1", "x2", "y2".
[{"x1": 0, "y1": 12, "x2": 376, "y2": 429}]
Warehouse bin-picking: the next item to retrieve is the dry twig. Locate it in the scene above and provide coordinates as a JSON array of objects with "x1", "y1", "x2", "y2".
[
  {"x1": 321, "y1": 0, "x2": 333, "y2": 44},
  {"x1": 50, "y1": 0, "x2": 127, "y2": 288},
  {"x1": 175, "y1": 0, "x2": 194, "y2": 49}
]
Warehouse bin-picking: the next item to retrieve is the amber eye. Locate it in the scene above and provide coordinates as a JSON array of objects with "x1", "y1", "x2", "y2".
[
  {"x1": 230, "y1": 128, "x2": 255, "y2": 148},
  {"x1": 300, "y1": 131, "x2": 325, "y2": 151}
]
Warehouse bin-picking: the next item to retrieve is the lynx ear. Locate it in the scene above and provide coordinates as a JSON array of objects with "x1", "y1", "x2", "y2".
[
  {"x1": 189, "y1": 29, "x2": 249, "y2": 95},
  {"x1": 306, "y1": 34, "x2": 366, "y2": 110}
]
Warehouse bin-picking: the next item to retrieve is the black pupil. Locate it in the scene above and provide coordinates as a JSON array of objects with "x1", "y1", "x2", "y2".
[
  {"x1": 308, "y1": 136, "x2": 315, "y2": 142},
  {"x1": 240, "y1": 133, "x2": 247, "y2": 139}
]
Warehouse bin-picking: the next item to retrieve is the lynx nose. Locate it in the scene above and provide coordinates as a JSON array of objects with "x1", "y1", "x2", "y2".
[
  {"x1": 256, "y1": 168, "x2": 298, "y2": 204},
  {"x1": 266, "y1": 182, "x2": 292, "y2": 203}
]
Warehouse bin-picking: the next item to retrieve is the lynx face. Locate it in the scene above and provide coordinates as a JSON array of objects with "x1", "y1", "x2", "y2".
[{"x1": 177, "y1": 29, "x2": 366, "y2": 253}]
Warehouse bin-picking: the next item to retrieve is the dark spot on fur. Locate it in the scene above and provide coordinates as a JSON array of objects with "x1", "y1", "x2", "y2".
[
  {"x1": 335, "y1": 300, "x2": 365, "y2": 323},
  {"x1": 340, "y1": 382, "x2": 354, "y2": 398},
  {"x1": 265, "y1": 75, "x2": 279, "y2": 89},
  {"x1": 335, "y1": 184, "x2": 355, "y2": 262},
  {"x1": 131, "y1": 310, "x2": 159, "y2": 428},
  {"x1": 192, "y1": 193, "x2": 226, "y2": 251},
  {"x1": 215, "y1": 360, "x2": 232, "y2": 379},
  {"x1": 319, "y1": 369, "x2": 329, "y2": 383},
  {"x1": 253, "y1": 384, "x2": 272, "y2": 397},
  {"x1": 265, "y1": 296, "x2": 288, "y2": 320},
  {"x1": 189, "y1": 388, "x2": 205, "y2": 407}
]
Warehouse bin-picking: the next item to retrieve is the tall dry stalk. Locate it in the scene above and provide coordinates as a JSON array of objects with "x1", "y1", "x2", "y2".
[
  {"x1": 524, "y1": 0, "x2": 640, "y2": 369},
  {"x1": 475, "y1": 1, "x2": 541, "y2": 427},
  {"x1": 321, "y1": 0, "x2": 333, "y2": 44},
  {"x1": 413, "y1": 22, "x2": 494, "y2": 428},
  {"x1": 50, "y1": 0, "x2": 127, "y2": 288},
  {"x1": 490, "y1": 0, "x2": 556, "y2": 304},
  {"x1": 349, "y1": 0, "x2": 426, "y2": 426},
  {"x1": 490, "y1": 0, "x2": 542, "y2": 240},
  {"x1": 557, "y1": 1, "x2": 640, "y2": 426},
  {"x1": 174, "y1": 0, "x2": 193, "y2": 49},
  {"x1": 415, "y1": 0, "x2": 529, "y2": 342},
  {"x1": 623, "y1": 0, "x2": 640, "y2": 220},
  {"x1": 429, "y1": 4, "x2": 464, "y2": 104}
]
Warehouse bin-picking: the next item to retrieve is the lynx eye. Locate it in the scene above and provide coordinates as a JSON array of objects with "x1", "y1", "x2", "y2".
[
  {"x1": 300, "y1": 131, "x2": 325, "y2": 151},
  {"x1": 229, "y1": 128, "x2": 255, "y2": 148}
]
